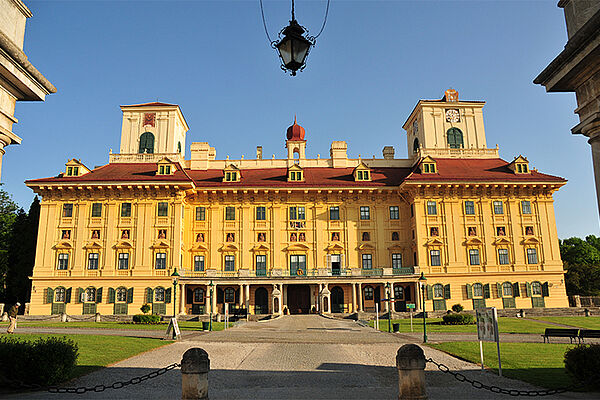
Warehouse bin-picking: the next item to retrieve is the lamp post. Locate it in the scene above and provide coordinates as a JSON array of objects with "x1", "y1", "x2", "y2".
[
  {"x1": 273, "y1": 0, "x2": 315, "y2": 76},
  {"x1": 419, "y1": 272, "x2": 427, "y2": 343},
  {"x1": 385, "y1": 282, "x2": 391, "y2": 333},
  {"x1": 171, "y1": 269, "x2": 180, "y2": 318},
  {"x1": 208, "y1": 280, "x2": 214, "y2": 332}
]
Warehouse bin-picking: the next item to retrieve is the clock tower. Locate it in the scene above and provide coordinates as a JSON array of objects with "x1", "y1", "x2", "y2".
[{"x1": 403, "y1": 89, "x2": 494, "y2": 159}]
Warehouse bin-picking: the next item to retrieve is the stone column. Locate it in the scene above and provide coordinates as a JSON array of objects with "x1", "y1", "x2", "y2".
[
  {"x1": 358, "y1": 283, "x2": 363, "y2": 312},
  {"x1": 396, "y1": 344, "x2": 427, "y2": 400},
  {"x1": 212, "y1": 284, "x2": 218, "y2": 315},
  {"x1": 352, "y1": 283, "x2": 357, "y2": 313},
  {"x1": 589, "y1": 132, "x2": 600, "y2": 218},
  {"x1": 179, "y1": 283, "x2": 185, "y2": 315},
  {"x1": 245, "y1": 284, "x2": 251, "y2": 314},
  {"x1": 384, "y1": 282, "x2": 390, "y2": 313},
  {"x1": 181, "y1": 348, "x2": 210, "y2": 400},
  {"x1": 239, "y1": 284, "x2": 245, "y2": 308}
]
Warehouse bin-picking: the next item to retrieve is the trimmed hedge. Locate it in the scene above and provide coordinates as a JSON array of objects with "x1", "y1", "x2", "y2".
[
  {"x1": 451, "y1": 304, "x2": 464, "y2": 313},
  {"x1": 0, "y1": 336, "x2": 78, "y2": 386},
  {"x1": 564, "y1": 344, "x2": 600, "y2": 388},
  {"x1": 442, "y1": 312, "x2": 475, "y2": 325},
  {"x1": 132, "y1": 314, "x2": 161, "y2": 324}
]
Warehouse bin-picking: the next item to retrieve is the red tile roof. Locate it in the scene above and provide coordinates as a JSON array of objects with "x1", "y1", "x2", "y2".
[
  {"x1": 25, "y1": 158, "x2": 566, "y2": 188},
  {"x1": 121, "y1": 102, "x2": 178, "y2": 107}
]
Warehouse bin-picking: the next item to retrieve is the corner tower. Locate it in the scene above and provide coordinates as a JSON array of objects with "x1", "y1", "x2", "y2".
[
  {"x1": 403, "y1": 89, "x2": 496, "y2": 159},
  {"x1": 118, "y1": 102, "x2": 189, "y2": 157}
]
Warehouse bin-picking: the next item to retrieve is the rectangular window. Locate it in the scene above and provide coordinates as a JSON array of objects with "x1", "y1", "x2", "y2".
[
  {"x1": 361, "y1": 254, "x2": 373, "y2": 269},
  {"x1": 469, "y1": 249, "x2": 480, "y2": 265},
  {"x1": 195, "y1": 207, "x2": 206, "y2": 221},
  {"x1": 91, "y1": 203, "x2": 102, "y2": 218},
  {"x1": 329, "y1": 206, "x2": 340, "y2": 220},
  {"x1": 521, "y1": 200, "x2": 532, "y2": 214},
  {"x1": 155, "y1": 253, "x2": 166, "y2": 269},
  {"x1": 118, "y1": 253, "x2": 129, "y2": 270},
  {"x1": 289, "y1": 206, "x2": 305, "y2": 220},
  {"x1": 493, "y1": 201, "x2": 504, "y2": 215},
  {"x1": 360, "y1": 206, "x2": 370, "y2": 220},
  {"x1": 427, "y1": 201, "x2": 437, "y2": 215},
  {"x1": 87, "y1": 253, "x2": 99, "y2": 270},
  {"x1": 256, "y1": 206, "x2": 266, "y2": 220},
  {"x1": 498, "y1": 249, "x2": 509, "y2": 265},
  {"x1": 526, "y1": 248, "x2": 538, "y2": 264},
  {"x1": 392, "y1": 253, "x2": 402, "y2": 269},
  {"x1": 57, "y1": 253, "x2": 69, "y2": 270},
  {"x1": 63, "y1": 203, "x2": 73, "y2": 218},
  {"x1": 464, "y1": 201, "x2": 475, "y2": 215},
  {"x1": 121, "y1": 203, "x2": 132, "y2": 218},
  {"x1": 194, "y1": 255, "x2": 205, "y2": 272},
  {"x1": 157, "y1": 202, "x2": 168, "y2": 217},
  {"x1": 430, "y1": 250, "x2": 441, "y2": 266},
  {"x1": 225, "y1": 206, "x2": 235, "y2": 220},
  {"x1": 290, "y1": 254, "x2": 306, "y2": 275},
  {"x1": 389, "y1": 206, "x2": 400, "y2": 220},
  {"x1": 256, "y1": 255, "x2": 267, "y2": 276},
  {"x1": 224, "y1": 255, "x2": 235, "y2": 271}
]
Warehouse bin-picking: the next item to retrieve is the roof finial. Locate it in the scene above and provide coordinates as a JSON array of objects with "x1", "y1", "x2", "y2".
[{"x1": 294, "y1": 114, "x2": 297, "y2": 124}]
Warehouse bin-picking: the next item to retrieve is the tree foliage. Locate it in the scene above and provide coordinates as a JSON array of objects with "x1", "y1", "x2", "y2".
[
  {"x1": 560, "y1": 236, "x2": 600, "y2": 296},
  {"x1": 0, "y1": 187, "x2": 20, "y2": 302}
]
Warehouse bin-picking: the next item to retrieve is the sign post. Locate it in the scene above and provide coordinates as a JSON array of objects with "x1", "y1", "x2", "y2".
[
  {"x1": 375, "y1": 303, "x2": 379, "y2": 331},
  {"x1": 407, "y1": 303, "x2": 416, "y2": 332},
  {"x1": 475, "y1": 307, "x2": 502, "y2": 376},
  {"x1": 166, "y1": 317, "x2": 181, "y2": 340}
]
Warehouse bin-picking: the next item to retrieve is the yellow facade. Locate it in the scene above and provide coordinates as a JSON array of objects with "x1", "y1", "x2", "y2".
[{"x1": 26, "y1": 91, "x2": 568, "y2": 317}]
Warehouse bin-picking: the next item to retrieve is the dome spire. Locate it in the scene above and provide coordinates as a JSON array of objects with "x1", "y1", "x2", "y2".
[{"x1": 286, "y1": 115, "x2": 306, "y2": 141}]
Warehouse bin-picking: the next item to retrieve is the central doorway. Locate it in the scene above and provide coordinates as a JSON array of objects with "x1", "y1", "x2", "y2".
[
  {"x1": 286, "y1": 284, "x2": 311, "y2": 314},
  {"x1": 255, "y1": 287, "x2": 269, "y2": 314}
]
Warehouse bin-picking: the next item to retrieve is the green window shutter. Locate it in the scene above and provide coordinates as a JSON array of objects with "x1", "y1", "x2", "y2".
[
  {"x1": 108, "y1": 288, "x2": 115, "y2": 304},
  {"x1": 127, "y1": 288, "x2": 134, "y2": 304},
  {"x1": 466, "y1": 284, "x2": 472, "y2": 299},
  {"x1": 46, "y1": 288, "x2": 54, "y2": 304},
  {"x1": 146, "y1": 287, "x2": 153, "y2": 303},
  {"x1": 525, "y1": 282, "x2": 532, "y2": 297},
  {"x1": 496, "y1": 283, "x2": 502, "y2": 298},
  {"x1": 426, "y1": 285, "x2": 433, "y2": 300},
  {"x1": 76, "y1": 288, "x2": 83, "y2": 304},
  {"x1": 542, "y1": 282, "x2": 549, "y2": 297},
  {"x1": 513, "y1": 282, "x2": 520, "y2": 297},
  {"x1": 483, "y1": 284, "x2": 490, "y2": 299},
  {"x1": 96, "y1": 287, "x2": 103, "y2": 303},
  {"x1": 444, "y1": 284, "x2": 451, "y2": 299},
  {"x1": 165, "y1": 287, "x2": 172, "y2": 303},
  {"x1": 65, "y1": 288, "x2": 72, "y2": 303}
]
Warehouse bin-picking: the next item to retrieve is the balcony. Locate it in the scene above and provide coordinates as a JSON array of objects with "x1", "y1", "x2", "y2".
[
  {"x1": 109, "y1": 152, "x2": 184, "y2": 163},
  {"x1": 392, "y1": 267, "x2": 415, "y2": 275},
  {"x1": 177, "y1": 266, "x2": 416, "y2": 279}
]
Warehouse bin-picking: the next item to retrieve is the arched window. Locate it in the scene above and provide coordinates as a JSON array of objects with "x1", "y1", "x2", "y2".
[
  {"x1": 433, "y1": 284, "x2": 444, "y2": 298},
  {"x1": 139, "y1": 132, "x2": 155, "y2": 154},
  {"x1": 224, "y1": 287, "x2": 235, "y2": 303},
  {"x1": 447, "y1": 128, "x2": 464, "y2": 149},
  {"x1": 116, "y1": 287, "x2": 127, "y2": 302},
  {"x1": 472, "y1": 283, "x2": 483, "y2": 297},
  {"x1": 364, "y1": 286, "x2": 374, "y2": 300},
  {"x1": 413, "y1": 138, "x2": 420, "y2": 153},
  {"x1": 194, "y1": 288, "x2": 205, "y2": 303},
  {"x1": 502, "y1": 282, "x2": 513, "y2": 297},
  {"x1": 154, "y1": 287, "x2": 165, "y2": 302}
]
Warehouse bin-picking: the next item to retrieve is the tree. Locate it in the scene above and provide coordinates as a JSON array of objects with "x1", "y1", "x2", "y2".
[
  {"x1": 0, "y1": 186, "x2": 20, "y2": 302},
  {"x1": 5, "y1": 197, "x2": 40, "y2": 305},
  {"x1": 560, "y1": 236, "x2": 600, "y2": 296}
]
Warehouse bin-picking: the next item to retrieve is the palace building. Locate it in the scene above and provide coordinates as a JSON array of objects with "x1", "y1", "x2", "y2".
[{"x1": 25, "y1": 90, "x2": 569, "y2": 317}]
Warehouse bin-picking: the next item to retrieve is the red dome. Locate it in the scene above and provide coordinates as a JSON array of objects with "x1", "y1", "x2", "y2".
[{"x1": 286, "y1": 116, "x2": 305, "y2": 141}]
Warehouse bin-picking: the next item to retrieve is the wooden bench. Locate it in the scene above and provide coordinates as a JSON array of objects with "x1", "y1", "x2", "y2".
[
  {"x1": 578, "y1": 329, "x2": 600, "y2": 343},
  {"x1": 541, "y1": 328, "x2": 579, "y2": 343}
]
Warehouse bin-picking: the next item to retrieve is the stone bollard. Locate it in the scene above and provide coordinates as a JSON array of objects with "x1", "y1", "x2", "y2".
[
  {"x1": 396, "y1": 344, "x2": 427, "y2": 400},
  {"x1": 95, "y1": 312, "x2": 101, "y2": 322},
  {"x1": 585, "y1": 308, "x2": 591, "y2": 317},
  {"x1": 1, "y1": 313, "x2": 7, "y2": 322},
  {"x1": 24, "y1": 303, "x2": 30, "y2": 315},
  {"x1": 60, "y1": 312, "x2": 68, "y2": 322},
  {"x1": 181, "y1": 348, "x2": 210, "y2": 400}
]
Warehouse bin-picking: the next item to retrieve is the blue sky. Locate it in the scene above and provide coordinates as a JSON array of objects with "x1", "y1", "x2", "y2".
[{"x1": 2, "y1": 0, "x2": 594, "y2": 238}]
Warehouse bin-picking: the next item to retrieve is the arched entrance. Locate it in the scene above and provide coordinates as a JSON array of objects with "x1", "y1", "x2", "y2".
[
  {"x1": 287, "y1": 284, "x2": 311, "y2": 314},
  {"x1": 255, "y1": 287, "x2": 269, "y2": 314},
  {"x1": 331, "y1": 286, "x2": 345, "y2": 313}
]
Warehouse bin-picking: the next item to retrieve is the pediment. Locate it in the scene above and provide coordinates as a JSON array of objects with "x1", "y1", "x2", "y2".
[
  {"x1": 387, "y1": 244, "x2": 404, "y2": 251},
  {"x1": 493, "y1": 237, "x2": 511, "y2": 245},
  {"x1": 113, "y1": 240, "x2": 133, "y2": 249},
  {"x1": 285, "y1": 243, "x2": 310, "y2": 251},
  {"x1": 150, "y1": 240, "x2": 170, "y2": 249},
  {"x1": 224, "y1": 163, "x2": 240, "y2": 171},
  {"x1": 83, "y1": 241, "x2": 102, "y2": 249},
  {"x1": 288, "y1": 163, "x2": 303, "y2": 171},
  {"x1": 426, "y1": 238, "x2": 444, "y2": 246},
  {"x1": 219, "y1": 243, "x2": 239, "y2": 252},
  {"x1": 325, "y1": 243, "x2": 345, "y2": 251},
  {"x1": 191, "y1": 243, "x2": 209, "y2": 251},
  {"x1": 522, "y1": 237, "x2": 540, "y2": 245},
  {"x1": 53, "y1": 241, "x2": 73, "y2": 250},
  {"x1": 421, "y1": 155, "x2": 436, "y2": 163},
  {"x1": 354, "y1": 162, "x2": 370, "y2": 172},
  {"x1": 251, "y1": 244, "x2": 270, "y2": 252},
  {"x1": 464, "y1": 237, "x2": 483, "y2": 245},
  {"x1": 358, "y1": 243, "x2": 376, "y2": 250}
]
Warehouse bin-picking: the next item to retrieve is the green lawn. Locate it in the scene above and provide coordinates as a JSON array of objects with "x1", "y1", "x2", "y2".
[
  {"x1": 428, "y1": 342, "x2": 576, "y2": 389},
  {"x1": 370, "y1": 317, "x2": 555, "y2": 334},
  {"x1": 0, "y1": 320, "x2": 233, "y2": 331},
  {"x1": 6, "y1": 334, "x2": 172, "y2": 381},
  {"x1": 530, "y1": 316, "x2": 600, "y2": 330}
]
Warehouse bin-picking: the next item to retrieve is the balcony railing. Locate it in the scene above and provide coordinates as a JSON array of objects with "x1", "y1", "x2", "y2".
[
  {"x1": 361, "y1": 268, "x2": 383, "y2": 277},
  {"x1": 177, "y1": 266, "x2": 417, "y2": 279},
  {"x1": 392, "y1": 267, "x2": 415, "y2": 275}
]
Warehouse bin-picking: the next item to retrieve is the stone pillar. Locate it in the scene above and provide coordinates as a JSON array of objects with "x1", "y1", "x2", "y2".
[
  {"x1": 384, "y1": 283, "x2": 390, "y2": 313},
  {"x1": 181, "y1": 348, "x2": 210, "y2": 400},
  {"x1": 358, "y1": 283, "x2": 363, "y2": 312},
  {"x1": 212, "y1": 284, "x2": 218, "y2": 316},
  {"x1": 245, "y1": 284, "x2": 250, "y2": 315},
  {"x1": 239, "y1": 284, "x2": 245, "y2": 308},
  {"x1": 573, "y1": 295, "x2": 581, "y2": 308},
  {"x1": 61, "y1": 312, "x2": 68, "y2": 322},
  {"x1": 589, "y1": 133, "x2": 600, "y2": 218},
  {"x1": 396, "y1": 344, "x2": 427, "y2": 400},
  {"x1": 95, "y1": 312, "x2": 101, "y2": 322},
  {"x1": 352, "y1": 283, "x2": 357, "y2": 313},
  {"x1": 179, "y1": 284, "x2": 185, "y2": 315}
]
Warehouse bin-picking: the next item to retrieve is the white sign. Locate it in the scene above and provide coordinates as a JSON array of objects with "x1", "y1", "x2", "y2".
[
  {"x1": 476, "y1": 307, "x2": 499, "y2": 342},
  {"x1": 166, "y1": 317, "x2": 181, "y2": 339}
]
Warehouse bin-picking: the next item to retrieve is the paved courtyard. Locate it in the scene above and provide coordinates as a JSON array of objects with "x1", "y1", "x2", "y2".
[{"x1": 12, "y1": 315, "x2": 592, "y2": 399}]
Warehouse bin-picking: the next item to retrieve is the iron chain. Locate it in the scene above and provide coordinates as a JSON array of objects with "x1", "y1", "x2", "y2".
[
  {"x1": 426, "y1": 357, "x2": 597, "y2": 397},
  {"x1": 1, "y1": 363, "x2": 180, "y2": 394}
]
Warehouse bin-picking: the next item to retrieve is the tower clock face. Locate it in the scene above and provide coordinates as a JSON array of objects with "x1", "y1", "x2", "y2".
[
  {"x1": 412, "y1": 120, "x2": 418, "y2": 135},
  {"x1": 445, "y1": 109, "x2": 460, "y2": 123}
]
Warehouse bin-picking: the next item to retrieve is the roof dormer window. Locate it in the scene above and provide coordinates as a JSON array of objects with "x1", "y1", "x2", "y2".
[
  {"x1": 354, "y1": 163, "x2": 372, "y2": 182},
  {"x1": 156, "y1": 157, "x2": 176, "y2": 175},
  {"x1": 66, "y1": 166, "x2": 79, "y2": 176},
  {"x1": 287, "y1": 164, "x2": 304, "y2": 182},
  {"x1": 64, "y1": 159, "x2": 90, "y2": 177},
  {"x1": 223, "y1": 164, "x2": 241, "y2": 182},
  {"x1": 420, "y1": 156, "x2": 437, "y2": 174},
  {"x1": 509, "y1": 155, "x2": 530, "y2": 175}
]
